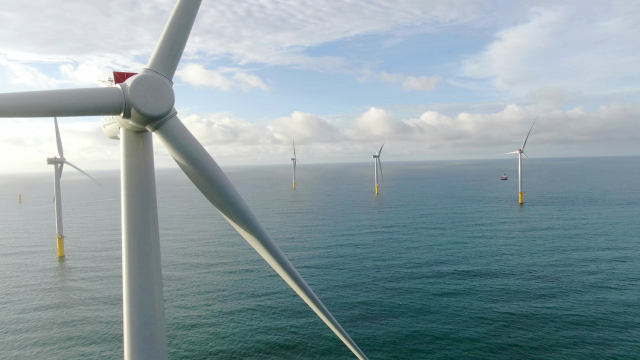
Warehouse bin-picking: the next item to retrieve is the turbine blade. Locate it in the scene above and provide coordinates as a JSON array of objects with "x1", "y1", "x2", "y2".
[
  {"x1": 59, "y1": 162, "x2": 64, "y2": 179},
  {"x1": 373, "y1": 143, "x2": 377, "y2": 155},
  {"x1": 152, "y1": 115, "x2": 368, "y2": 360},
  {"x1": 145, "y1": 0, "x2": 202, "y2": 80},
  {"x1": 63, "y1": 161, "x2": 102, "y2": 186},
  {"x1": 0, "y1": 87, "x2": 124, "y2": 118},
  {"x1": 377, "y1": 158, "x2": 384, "y2": 182},
  {"x1": 522, "y1": 152, "x2": 530, "y2": 161},
  {"x1": 378, "y1": 142, "x2": 385, "y2": 155},
  {"x1": 54, "y1": 117, "x2": 65, "y2": 158},
  {"x1": 521, "y1": 116, "x2": 538, "y2": 150},
  {"x1": 293, "y1": 139, "x2": 296, "y2": 159},
  {"x1": 500, "y1": 151, "x2": 520, "y2": 155}
]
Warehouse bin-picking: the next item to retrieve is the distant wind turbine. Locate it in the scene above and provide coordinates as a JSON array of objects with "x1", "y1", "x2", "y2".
[
  {"x1": 291, "y1": 139, "x2": 298, "y2": 189},
  {"x1": 502, "y1": 118, "x2": 537, "y2": 204},
  {"x1": 372, "y1": 143, "x2": 384, "y2": 195},
  {"x1": 47, "y1": 117, "x2": 101, "y2": 257}
]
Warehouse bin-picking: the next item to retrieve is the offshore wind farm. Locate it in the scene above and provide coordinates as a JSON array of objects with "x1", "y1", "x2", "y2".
[
  {"x1": 2, "y1": 158, "x2": 640, "y2": 359},
  {"x1": 1, "y1": 0, "x2": 640, "y2": 359}
]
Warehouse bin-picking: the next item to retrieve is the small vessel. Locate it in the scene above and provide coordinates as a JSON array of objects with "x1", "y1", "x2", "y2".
[{"x1": 501, "y1": 174, "x2": 508, "y2": 180}]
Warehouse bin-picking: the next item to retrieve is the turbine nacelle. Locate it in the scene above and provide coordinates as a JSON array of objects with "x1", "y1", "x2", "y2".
[
  {"x1": 46, "y1": 156, "x2": 64, "y2": 165},
  {"x1": 101, "y1": 116, "x2": 121, "y2": 140}
]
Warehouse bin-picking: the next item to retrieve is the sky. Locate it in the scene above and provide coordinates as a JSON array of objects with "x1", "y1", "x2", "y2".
[{"x1": 1, "y1": 0, "x2": 639, "y2": 173}]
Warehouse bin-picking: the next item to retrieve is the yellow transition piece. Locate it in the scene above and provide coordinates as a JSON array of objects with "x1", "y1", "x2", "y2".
[{"x1": 56, "y1": 236, "x2": 65, "y2": 257}]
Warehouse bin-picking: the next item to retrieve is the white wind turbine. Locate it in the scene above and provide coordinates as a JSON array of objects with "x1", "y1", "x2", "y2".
[
  {"x1": 502, "y1": 118, "x2": 537, "y2": 204},
  {"x1": 0, "y1": 1, "x2": 368, "y2": 360},
  {"x1": 291, "y1": 139, "x2": 298, "y2": 189},
  {"x1": 372, "y1": 143, "x2": 384, "y2": 195},
  {"x1": 48, "y1": 117, "x2": 101, "y2": 257}
]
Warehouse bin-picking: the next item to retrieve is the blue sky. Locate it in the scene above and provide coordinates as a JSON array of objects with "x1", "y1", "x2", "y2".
[{"x1": 1, "y1": 0, "x2": 639, "y2": 173}]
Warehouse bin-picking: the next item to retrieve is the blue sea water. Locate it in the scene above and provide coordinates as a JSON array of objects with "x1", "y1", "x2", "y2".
[{"x1": 0, "y1": 157, "x2": 639, "y2": 359}]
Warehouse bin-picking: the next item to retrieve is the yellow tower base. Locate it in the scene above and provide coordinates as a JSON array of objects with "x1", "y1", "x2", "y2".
[
  {"x1": 56, "y1": 236, "x2": 65, "y2": 257},
  {"x1": 18, "y1": 194, "x2": 21, "y2": 204},
  {"x1": 293, "y1": 181, "x2": 296, "y2": 189},
  {"x1": 519, "y1": 191, "x2": 524, "y2": 204},
  {"x1": 375, "y1": 185, "x2": 379, "y2": 195}
]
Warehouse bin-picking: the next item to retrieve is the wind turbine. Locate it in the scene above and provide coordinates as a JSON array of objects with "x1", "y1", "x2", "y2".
[
  {"x1": 291, "y1": 139, "x2": 298, "y2": 189},
  {"x1": 502, "y1": 118, "x2": 537, "y2": 204},
  {"x1": 0, "y1": 1, "x2": 368, "y2": 359},
  {"x1": 47, "y1": 117, "x2": 101, "y2": 257},
  {"x1": 372, "y1": 143, "x2": 384, "y2": 195}
]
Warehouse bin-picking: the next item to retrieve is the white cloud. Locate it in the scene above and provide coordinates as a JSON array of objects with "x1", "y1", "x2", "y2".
[
  {"x1": 2, "y1": 101, "x2": 639, "y2": 173},
  {"x1": 59, "y1": 63, "x2": 112, "y2": 86},
  {"x1": 379, "y1": 71, "x2": 403, "y2": 83},
  {"x1": 182, "y1": 113, "x2": 266, "y2": 145},
  {"x1": 376, "y1": 72, "x2": 441, "y2": 91},
  {"x1": 461, "y1": 4, "x2": 640, "y2": 96},
  {"x1": 176, "y1": 64, "x2": 233, "y2": 91},
  {"x1": 402, "y1": 76, "x2": 441, "y2": 91},
  {"x1": 268, "y1": 111, "x2": 340, "y2": 143},
  {"x1": 176, "y1": 63, "x2": 268, "y2": 92},
  {"x1": 0, "y1": 119, "x2": 119, "y2": 173},
  {"x1": 0, "y1": 0, "x2": 486, "y2": 75},
  {"x1": 232, "y1": 72, "x2": 270, "y2": 92},
  {"x1": 345, "y1": 107, "x2": 411, "y2": 141},
  {"x1": 0, "y1": 59, "x2": 58, "y2": 88}
]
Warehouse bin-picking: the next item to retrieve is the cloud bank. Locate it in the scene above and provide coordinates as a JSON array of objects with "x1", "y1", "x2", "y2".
[{"x1": 2, "y1": 101, "x2": 638, "y2": 173}]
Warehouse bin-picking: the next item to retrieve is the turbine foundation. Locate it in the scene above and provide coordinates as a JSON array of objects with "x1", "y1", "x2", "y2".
[
  {"x1": 18, "y1": 194, "x2": 21, "y2": 204},
  {"x1": 293, "y1": 181, "x2": 296, "y2": 189},
  {"x1": 375, "y1": 185, "x2": 379, "y2": 195},
  {"x1": 56, "y1": 236, "x2": 65, "y2": 257},
  {"x1": 519, "y1": 191, "x2": 524, "y2": 204}
]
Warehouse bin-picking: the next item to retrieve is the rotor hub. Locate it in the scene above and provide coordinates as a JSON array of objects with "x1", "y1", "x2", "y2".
[{"x1": 117, "y1": 72, "x2": 175, "y2": 131}]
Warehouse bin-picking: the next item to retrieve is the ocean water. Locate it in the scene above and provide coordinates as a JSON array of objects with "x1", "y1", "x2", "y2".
[{"x1": 0, "y1": 157, "x2": 639, "y2": 359}]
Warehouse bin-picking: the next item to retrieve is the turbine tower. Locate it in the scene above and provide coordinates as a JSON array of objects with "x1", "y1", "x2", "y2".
[
  {"x1": 291, "y1": 139, "x2": 298, "y2": 189},
  {"x1": 47, "y1": 117, "x2": 101, "y2": 257},
  {"x1": 0, "y1": 1, "x2": 368, "y2": 359},
  {"x1": 373, "y1": 143, "x2": 384, "y2": 195},
  {"x1": 502, "y1": 118, "x2": 537, "y2": 204}
]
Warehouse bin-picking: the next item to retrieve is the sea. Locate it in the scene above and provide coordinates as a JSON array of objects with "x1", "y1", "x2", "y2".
[{"x1": 0, "y1": 157, "x2": 639, "y2": 359}]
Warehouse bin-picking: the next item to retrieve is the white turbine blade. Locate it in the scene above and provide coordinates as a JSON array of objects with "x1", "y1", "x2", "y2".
[
  {"x1": 54, "y1": 117, "x2": 64, "y2": 158},
  {"x1": 293, "y1": 139, "x2": 296, "y2": 159},
  {"x1": 500, "y1": 151, "x2": 520, "y2": 155},
  {"x1": 63, "y1": 161, "x2": 102, "y2": 186},
  {"x1": 145, "y1": 0, "x2": 202, "y2": 80},
  {"x1": 521, "y1": 116, "x2": 538, "y2": 150},
  {"x1": 522, "y1": 152, "x2": 530, "y2": 161},
  {"x1": 378, "y1": 142, "x2": 385, "y2": 155},
  {"x1": 152, "y1": 115, "x2": 369, "y2": 360},
  {"x1": 377, "y1": 158, "x2": 384, "y2": 182},
  {"x1": 0, "y1": 87, "x2": 124, "y2": 118}
]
